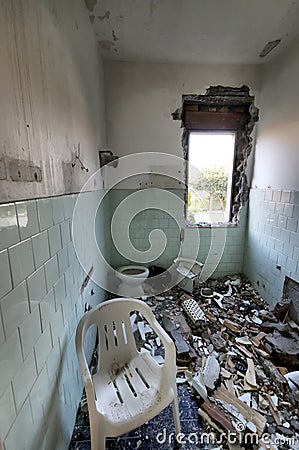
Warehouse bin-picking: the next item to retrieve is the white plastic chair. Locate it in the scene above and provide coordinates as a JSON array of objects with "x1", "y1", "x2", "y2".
[{"x1": 75, "y1": 297, "x2": 181, "y2": 450}]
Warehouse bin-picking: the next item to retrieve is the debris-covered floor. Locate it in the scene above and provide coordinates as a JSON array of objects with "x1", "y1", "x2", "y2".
[{"x1": 69, "y1": 274, "x2": 299, "y2": 450}]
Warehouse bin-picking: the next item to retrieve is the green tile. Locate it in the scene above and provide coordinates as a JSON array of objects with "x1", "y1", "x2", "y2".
[
  {"x1": 0, "y1": 203, "x2": 20, "y2": 251},
  {"x1": 37, "y1": 198, "x2": 53, "y2": 232},
  {"x1": 16, "y1": 200, "x2": 39, "y2": 240},
  {"x1": 0, "y1": 282, "x2": 29, "y2": 340},
  {"x1": 0, "y1": 250, "x2": 12, "y2": 298},
  {"x1": 8, "y1": 239, "x2": 35, "y2": 288},
  {"x1": 44, "y1": 256, "x2": 59, "y2": 291},
  {"x1": 32, "y1": 231, "x2": 50, "y2": 268},
  {"x1": 27, "y1": 267, "x2": 47, "y2": 307},
  {"x1": 48, "y1": 225, "x2": 62, "y2": 256}
]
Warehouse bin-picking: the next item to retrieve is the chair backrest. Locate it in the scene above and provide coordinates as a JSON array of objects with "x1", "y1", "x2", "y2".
[{"x1": 78, "y1": 298, "x2": 154, "y2": 374}]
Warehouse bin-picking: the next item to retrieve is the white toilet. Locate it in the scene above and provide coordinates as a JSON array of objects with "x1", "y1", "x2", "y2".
[{"x1": 116, "y1": 265, "x2": 149, "y2": 297}]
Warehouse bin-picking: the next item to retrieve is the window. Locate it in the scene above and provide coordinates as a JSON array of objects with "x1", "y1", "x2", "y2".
[
  {"x1": 187, "y1": 132, "x2": 235, "y2": 224},
  {"x1": 173, "y1": 85, "x2": 259, "y2": 226}
]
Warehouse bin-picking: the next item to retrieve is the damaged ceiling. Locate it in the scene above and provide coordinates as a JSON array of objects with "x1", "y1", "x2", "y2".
[{"x1": 84, "y1": 0, "x2": 299, "y2": 64}]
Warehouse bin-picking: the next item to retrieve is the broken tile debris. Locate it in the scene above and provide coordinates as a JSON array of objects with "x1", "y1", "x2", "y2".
[{"x1": 70, "y1": 273, "x2": 299, "y2": 449}]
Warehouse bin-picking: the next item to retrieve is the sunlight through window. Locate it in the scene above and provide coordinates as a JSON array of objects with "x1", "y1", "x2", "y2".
[{"x1": 187, "y1": 132, "x2": 236, "y2": 224}]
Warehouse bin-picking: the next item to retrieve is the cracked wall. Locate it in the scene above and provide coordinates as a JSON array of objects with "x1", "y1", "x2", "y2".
[{"x1": 0, "y1": 0, "x2": 106, "y2": 203}]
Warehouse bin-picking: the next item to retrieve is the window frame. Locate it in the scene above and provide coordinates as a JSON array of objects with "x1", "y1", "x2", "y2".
[
  {"x1": 186, "y1": 130, "x2": 237, "y2": 224},
  {"x1": 173, "y1": 85, "x2": 259, "y2": 227}
]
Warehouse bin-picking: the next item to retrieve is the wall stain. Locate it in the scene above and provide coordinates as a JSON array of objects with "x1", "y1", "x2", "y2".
[
  {"x1": 84, "y1": 0, "x2": 97, "y2": 13},
  {"x1": 97, "y1": 10, "x2": 110, "y2": 21},
  {"x1": 150, "y1": 0, "x2": 157, "y2": 16},
  {"x1": 112, "y1": 30, "x2": 119, "y2": 42},
  {"x1": 89, "y1": 14, "x2": 95, "y2": 24},
  {"x1": 99, "y1": 40, "x2": 115, "y2": 51}
]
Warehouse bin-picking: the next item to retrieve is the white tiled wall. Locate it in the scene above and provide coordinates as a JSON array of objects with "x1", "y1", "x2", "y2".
[
  {"x1": 0, "y1": 193, "x2": 107, "y2": 450},
  {"x1": 244, "y1": 189, "x2": 299, "y2": 305}
]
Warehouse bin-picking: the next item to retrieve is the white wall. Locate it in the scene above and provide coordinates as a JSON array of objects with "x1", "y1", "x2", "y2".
[
  {"x1": 104, "y1": 61, "x2": 262, "y2": 160},
  {"x1": 251, "y1": 35, "x2": 299, "y2": 190},
  {"x1": 0, "y1": 0, "x2": 106, "y2": 202}
]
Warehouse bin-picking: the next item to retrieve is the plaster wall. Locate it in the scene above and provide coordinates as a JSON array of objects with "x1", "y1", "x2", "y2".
[
  {"x1": 104, "y1": 61, "x2": 262, "y2": 172},
  {"x1": 251, "y1": 34, "x2": 299, "y2": 190},
  {"x1": 0, "y1": 0, "x2": 106, "y2": 202}
]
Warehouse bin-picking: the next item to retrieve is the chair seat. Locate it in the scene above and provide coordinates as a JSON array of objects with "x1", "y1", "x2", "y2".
[
  {"x1": 76, "y1": 298, "x2": 180, "y2": 450},
  {"x1": 93, "y1": 350, "x2": 172, "y2": 428}
]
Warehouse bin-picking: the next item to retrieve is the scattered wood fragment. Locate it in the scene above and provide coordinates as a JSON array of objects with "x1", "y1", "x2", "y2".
[
  {"x1": 225, "y1": 378, "x2": 235, "y2": 396},
  {"x1": 254, "y1": 348, "x2": 270, "y2": 359},
  {"x1": 198, "y1": 408, "x2": 224, "y2": 434},
  {"x1": 252, "y1": 332, "x2": 266, "y2": 347},
  {"x1": 223, "y1": 319, "x2": 241, "y2": 333},
  {"x1": 205, "y1": 311, "x2": 217, "y2": 323},
  {"x1": 202, "y1": 399, "x2": 234, "y2": 432},
  {"x1": 277, "y1": 366, "x2": 288, "y2": 376},
  {"x1": 262, "y1": 359, "x2": 288, "y2": 391},
  {"x1": 266, "y1": 394, "x2": 282, "y2": 426},
  {"x1": 221, "y1": 367, "x2": 232, "y2": 379},
  {"x1": 245, "y1": 358, "x2": 257, "y2": 388},
  {"x1": 215, "y1": 386, "x2": 266, "y2": 436},
  {"x1": 236, "y1": 344, "x2": 254, "y2": 358}
]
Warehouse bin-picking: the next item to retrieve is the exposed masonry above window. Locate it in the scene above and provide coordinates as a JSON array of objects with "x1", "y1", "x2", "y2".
[{"x1": 172, "y1": 85, "x2": 259, "y2": 226}]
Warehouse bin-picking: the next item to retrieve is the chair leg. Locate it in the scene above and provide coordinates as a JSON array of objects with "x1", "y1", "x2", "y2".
[
  {"x1": 172, "y1": 395, "x2": 181, "y2": 436},
  {"x1": 90, "y1": 425, "x2": 106, "y2": 450}
]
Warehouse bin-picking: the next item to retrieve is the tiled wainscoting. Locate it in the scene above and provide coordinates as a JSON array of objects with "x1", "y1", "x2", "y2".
[
  {"x1": 0, "y1": 192, "x2": 107, "y2": 450},
  {"x1": 108, "y1": 189, "x2": 247, "y2": 279},
  {"x1": 244, "y1": 189, "x2": 299, "y2": 305}
]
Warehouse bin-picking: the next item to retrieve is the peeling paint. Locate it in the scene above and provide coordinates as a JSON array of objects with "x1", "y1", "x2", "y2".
[
  {"x1": 84, "y1": 0, "x2": 97, "y2": 13},
  {"x1": 112, "y1": 30, "x2": 119, "y2": 42},
  {"x1": 99, "y1": 40, "x2": 115, "y2": 51},
  {"x1": 259, "y1": 39, "x2": 281, "y2": 58},
  {"x1": 97, "y1": 10, "x2": 110, "y2": 21},
  {"x1": 150, "y1": 0, "x2": 157, "y2": 16}
]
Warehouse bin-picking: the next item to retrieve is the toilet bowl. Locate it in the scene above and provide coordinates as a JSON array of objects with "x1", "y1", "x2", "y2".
[{"x1": 116, "y1": 265, "x2": 149, "y2": 297}]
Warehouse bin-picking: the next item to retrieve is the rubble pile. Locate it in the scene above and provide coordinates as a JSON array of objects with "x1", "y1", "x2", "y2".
[{"x1": 145, "y1": 274, "x2": 299, "y2": 449}]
